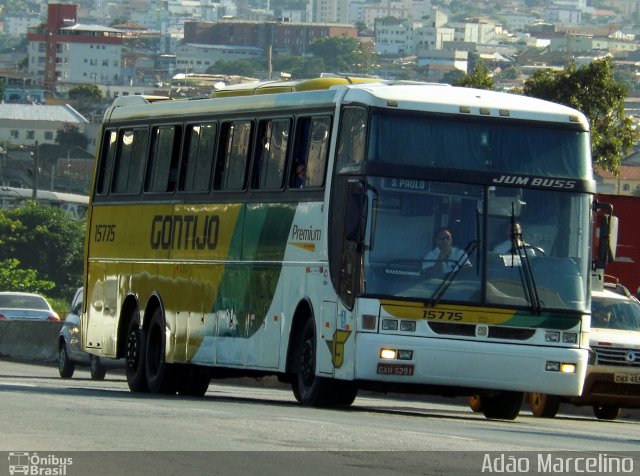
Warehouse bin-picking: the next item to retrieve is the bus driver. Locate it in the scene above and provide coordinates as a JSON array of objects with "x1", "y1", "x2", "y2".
[{"x1": 422, "y1": 227, "x2": 471, "y2": 274}]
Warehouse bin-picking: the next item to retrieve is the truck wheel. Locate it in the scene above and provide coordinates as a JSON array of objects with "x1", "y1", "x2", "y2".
[
  {"x1": 529, "y1": 392, "x2": 560, "y2": 418},
  {"x1": 481, "y1": 391, "x2": 524, "y2": 420},
  {"x1": 468, "y1": 395, "x2": 483, "y2": 413},
  {"x1": 593, "y1": 405, "x2": 620, "y2": 420}
]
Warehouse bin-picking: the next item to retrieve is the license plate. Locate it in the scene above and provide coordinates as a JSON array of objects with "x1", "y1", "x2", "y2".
[
  {"x1": 377, "y1": 363, "x2": 414, "y2": 376},
  {"x1": 614, "y1": 372, "x2": 640, "y2": 384}
]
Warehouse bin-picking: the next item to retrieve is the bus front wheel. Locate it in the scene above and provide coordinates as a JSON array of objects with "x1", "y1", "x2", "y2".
[
  {"x1": 293, "y1": 318, "x2": 333, "y2": 406},
  {"x1": 481, "y1": 391, "x2": 524, "y2": 420},
  {"x1": 125, "y1": 312, "x2": 148, "y2": 392}
]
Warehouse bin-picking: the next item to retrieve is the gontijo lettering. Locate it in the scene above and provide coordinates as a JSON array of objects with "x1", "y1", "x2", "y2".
[
  {"x1": 150, "y1": 214, "x2": 219, "y2": 250},
  {"x1": 291, "y1": 224, "x2": 321, "y2": 241}
]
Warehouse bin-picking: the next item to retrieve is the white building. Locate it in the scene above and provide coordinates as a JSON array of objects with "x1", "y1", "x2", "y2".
[
  {"x1": 0, "y1": 104, "x2": 89, "y2": 147},
  {"x1": 3, "y1": 14, "x2": 41, "y2": 37},
  {"x1": 374, "y1": 14, "x2": 454, "y2": 56},
  {"x1": 176, "y1": 43, "x2": 264, "y2": 73}
]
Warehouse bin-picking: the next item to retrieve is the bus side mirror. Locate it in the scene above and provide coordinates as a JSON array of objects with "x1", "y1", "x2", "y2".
[{"x1": 345, "y1": 181, "x2": 367, "y2": 243}]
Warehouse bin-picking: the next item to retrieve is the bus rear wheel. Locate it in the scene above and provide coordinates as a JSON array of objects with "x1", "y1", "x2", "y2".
[
  {"x1": 176, "y1": 365, "x2": 210, "y2": 397},
  {"x1": 481, "y1": 391, "x2": 524, "y2": 420},
  {"x1": 125, "y1": 312, "x2": 148, "y2": 392},
  {"x1": 145, "y1": 308, "x2": 177, "y2": 394},
  {"x1": 293, "y1": 318, "x2": 333, "y2": 406}
]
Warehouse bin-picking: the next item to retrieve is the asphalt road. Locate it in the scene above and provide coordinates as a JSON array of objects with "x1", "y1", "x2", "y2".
[{"x1": 1, "y1": 359, "x2": 639, "y2": 476}]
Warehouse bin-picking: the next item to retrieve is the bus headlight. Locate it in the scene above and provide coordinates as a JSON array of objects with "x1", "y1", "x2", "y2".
[
  {"x1": 380, "y1": 348, "x2": 397, "y2": 359},
  {"x1": 381, "y1": 319, "x2": 398, "y2": 331},
  {"x1": 400, "y1": 320, "x2": 416, "y2": 332},
  {"x1": 545, "y1": 331, "x2": 560, "y2": 343}
]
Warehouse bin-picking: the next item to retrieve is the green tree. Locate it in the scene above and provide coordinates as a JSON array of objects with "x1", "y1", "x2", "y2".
[
  {"x1": 308, "y1": 36, "x2": 375, "y2": 75},
  {"x1": 453, "y1": 61, "x2": 494, "y2": 90},
  {"x1": 208, "y1": 59, "x2": 266, "y2": 77},
  {"x1": 55, "y1": 123, "x2": 89, "y2": 150},
  {"x1": 272, "y1": 55, "x2": 325, "y2": 79},
  {"x1": 0, "y1": 258, "x2": 55, "y2": 294},
  {"x1": 523, "y1": 57, "x2": 638, "y2": 173},
  {"x1": 0, "y1": 202, "x2": 85, "y2": 299},
  {"x1": 68, "y1": 84, "x2": 104, "y2": 104}
]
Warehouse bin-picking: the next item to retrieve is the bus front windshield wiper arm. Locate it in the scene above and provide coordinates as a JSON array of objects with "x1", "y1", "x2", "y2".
[
  {"x1": 429, "y1": 240, "x2": 479, "y2": 306},
  {"x1": 516, "y1": 238, "x2": 542, "y2": 314}
]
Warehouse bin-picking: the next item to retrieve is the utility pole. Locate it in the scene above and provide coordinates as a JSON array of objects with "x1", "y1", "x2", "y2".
[{"x1": 32, "y1": 141, "x2": 38, "y2": 199}]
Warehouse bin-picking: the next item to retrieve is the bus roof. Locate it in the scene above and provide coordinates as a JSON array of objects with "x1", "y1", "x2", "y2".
[
  {"x1": 342, "y1": 83, "x2": 590, "y2": 129},
  {"x1": 105, "y1": 79, "x2": 589, "y2": 130}
]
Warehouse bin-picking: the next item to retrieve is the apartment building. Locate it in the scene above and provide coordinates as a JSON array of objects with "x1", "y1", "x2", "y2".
[{"x1": 26, "y1": 3, "x2": 124, "y2": 91}]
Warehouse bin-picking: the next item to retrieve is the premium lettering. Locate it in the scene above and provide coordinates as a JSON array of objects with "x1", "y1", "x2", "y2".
[{"x1": 291, "y1": 224, "x2": 321, "y2": 241}]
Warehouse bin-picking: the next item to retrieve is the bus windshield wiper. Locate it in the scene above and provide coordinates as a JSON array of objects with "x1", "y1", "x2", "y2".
[
  {"x1": 429, "y1": 240, "x2": 479, "y2": 306},
  {"x1": 506, "y1": 213, "x2": 542, "y2": 314}
]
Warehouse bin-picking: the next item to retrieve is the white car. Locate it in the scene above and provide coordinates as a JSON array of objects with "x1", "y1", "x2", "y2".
[
  {"x1": 529, "y1": 285, "x2": 640, "y2": 420},
  {"x1": 0, "y1": 292, "x2": 60, "y2": 321}
]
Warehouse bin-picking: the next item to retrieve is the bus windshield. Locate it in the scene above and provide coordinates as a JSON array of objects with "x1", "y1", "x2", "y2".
[
  {"x1": 363, "y1": 177, "x2": 591, "y2": 312},
  {"x1": 367, "y1": 111, "x2": 591, "y2": 180}
]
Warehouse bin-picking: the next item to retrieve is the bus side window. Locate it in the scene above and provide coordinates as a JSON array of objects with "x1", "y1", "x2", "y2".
[
  {"x1": 290, "y1": 116, "x2": 330, "y2": 189},
  {"x1": 252, "y1": 118, "x2": 290, "y2": 190},
  {"x1": 112, "y1": 127, "x2": 149, "y2": 194},
  {"x1": 180, "y1": 123, "x2": 217, "y2": 193},
  {"x1": 217, "y1": 121, "x2": 252, "y2": 191},
  {"x1": 145, "y1": 125, "x2": 181, "y2": 193},
  {"x1": 337, "y1": 107, "x2": 366, "y2": 171},
  {"x1": 96, "y1": 130, "x2": 117, "y2": 195}
]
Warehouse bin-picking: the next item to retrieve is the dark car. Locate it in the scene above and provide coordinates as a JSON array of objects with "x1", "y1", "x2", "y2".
[{"x1": 58, "y1": 288, "x2": 121, "y2": 380}]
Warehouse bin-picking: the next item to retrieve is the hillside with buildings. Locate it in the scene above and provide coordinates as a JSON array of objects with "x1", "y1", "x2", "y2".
[{"x1": 0, "y1": 0, "x2": 638, "y2": 194}]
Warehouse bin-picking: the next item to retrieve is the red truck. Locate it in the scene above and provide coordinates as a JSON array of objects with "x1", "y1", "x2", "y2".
[{"x1": 598, "y1": 193, "x2": 640, "y2": 295}]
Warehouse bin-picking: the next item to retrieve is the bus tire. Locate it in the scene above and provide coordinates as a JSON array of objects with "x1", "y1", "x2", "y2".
[
  {"x1": 125, "y1": 312, "x2": 148, "y2": 392},
  {"x1": 176, "y1": 365, "x2": 210, "y2": 397},
  {"x1": 145, "y1": 307, "x2": 177, "y2": 394},
  {"x1": 294, "y1": 318, "x2": 333, "y2": 406},
  {"x1": 529, "y1": 392, "x2": 560, "y2": 418},
  {"x1": 90, "y1": 355, "x2": 107, "y2": 381},
  {"x1": 481, "y1": 391, "x2": 524, "y2": 420},
  {"x1": 330, "y1": 381, "x2": 358, "y2": 406}
]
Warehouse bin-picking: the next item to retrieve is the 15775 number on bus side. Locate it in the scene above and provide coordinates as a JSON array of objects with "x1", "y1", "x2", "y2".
[{"x1": 95, "y1": 224, "x2": 116, "y2": 242}]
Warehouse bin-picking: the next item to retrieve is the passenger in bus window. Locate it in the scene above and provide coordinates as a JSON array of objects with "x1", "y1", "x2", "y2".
[
  {"x1": 422, "y1": 227, "x2": 471, "y2": 274},
  {"x1": 294, "y1": 162, "x2": 307, "y2": 188}
]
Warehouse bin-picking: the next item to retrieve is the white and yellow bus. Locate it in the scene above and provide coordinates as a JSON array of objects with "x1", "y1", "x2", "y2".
[{"x1": 82, "y1": 77, "x2": 599, "y2": 419}]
